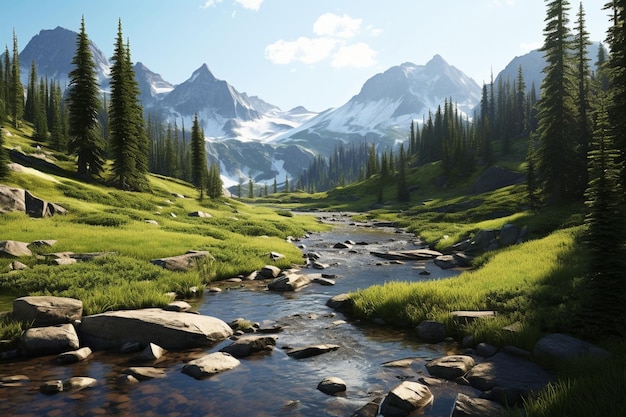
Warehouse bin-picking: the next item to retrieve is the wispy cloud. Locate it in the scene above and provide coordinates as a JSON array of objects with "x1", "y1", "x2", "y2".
[
  {"x1": 235, "y1": 0, "x2": 262, "y2": 11},
  {"x1": 332, "y1": 43, "x2": 377, "y2": 68},
  {"x1": 265, "y1": 12, "x2": 378, "y2": 69},
  {"x1": 313, "y1": 13, "x2": 362, "y2": 38},
  {"x1": 200, "y1": 0, "x2": 222, "y2": 9}
]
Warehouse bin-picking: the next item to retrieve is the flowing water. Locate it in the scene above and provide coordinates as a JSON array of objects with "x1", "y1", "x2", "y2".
[{"x1": 0, "y1": 218, "x2": 479, "y2": 416}]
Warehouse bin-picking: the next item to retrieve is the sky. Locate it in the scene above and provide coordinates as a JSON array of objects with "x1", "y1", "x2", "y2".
[{"x1": 0, "y1": 0, "x2": 612, "y2": 112}]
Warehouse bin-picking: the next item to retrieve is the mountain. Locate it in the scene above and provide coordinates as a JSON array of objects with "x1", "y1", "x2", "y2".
[
  {"x1": 133, "y1": 62, "x2": 174, "y2": 107},
  {"x1": 19, "y1": 26, "x2": 110, "y2": 90},
  {"x1": 275, "y1": 55, "x2": 482, "y2": 155}
]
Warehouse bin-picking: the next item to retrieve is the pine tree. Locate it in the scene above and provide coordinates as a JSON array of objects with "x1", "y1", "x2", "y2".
[
  {"x1": 583, "y1": 93, "x2": 626, "y2": 336},
  {"x1": 190, "y1": 113, "x2": 208, "y2": 199},
  {"x1": 66, "y1": 17, "x2": 105, "y2": 178},
  {"x1": 536, "y1": 0, "x2": 579, "y2": 203},
  {"x1": 207, "y1": 162, "x2": 222, "y2": 199},
  {"x1": 3, "y1": 47, "x2": 10, "y2": 121},
  {"x1": 109, "y1": 20, "x2": 149, "y2": 191},
  {"x1": 24, "y1": 61, "x2": 37, "y2": 123},
  {"x1": 605, "y1": 1, "x2": 626, "y2": 188},
  {"x1": 0, "y1": 126, "x2": 9, "y2": 180},
  {"x1": 396, "y1": 143, "x2": 410, "y2": 202},
  {"x1": 10, "y1": 31, "x2": 24, "y2": 129}
]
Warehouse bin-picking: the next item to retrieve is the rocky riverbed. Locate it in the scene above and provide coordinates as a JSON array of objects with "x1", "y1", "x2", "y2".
[{"x1": 0, "y1": 213, "x2": 610, "y2": 417}]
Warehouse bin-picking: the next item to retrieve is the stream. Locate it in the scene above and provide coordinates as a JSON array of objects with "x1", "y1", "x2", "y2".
[{"x1": 0, "y1": 215, "x2": 479, "y2": 417}]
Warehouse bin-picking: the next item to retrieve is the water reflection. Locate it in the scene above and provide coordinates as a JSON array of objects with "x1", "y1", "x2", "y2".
[{"x1": 1, "y1": 224, "x2": 472, "y2": 417}]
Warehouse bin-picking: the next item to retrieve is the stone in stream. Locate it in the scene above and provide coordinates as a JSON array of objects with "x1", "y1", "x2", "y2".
[
  {"x1": 220, "y1": 335, "x2": 277, "y2": 358},
  {"x1": 267, "y1": 273, "x2": 311, "y2": 291},
  {"x1": 182, "y1": 352, "x2": 241, "y2": 379},
  {"x1": 21, "y1": 323, "x2": 80, "y2": 356},
  {"x1": 451, "y1": 393, "x2": 504, "y2": 417},
  {"x1": 317, "y1": 376, "x2": 347, "y2": 395},
  {"x1": 13, "y1": 296, "x2": 83, "y2": 327},
  {"x1": 425, "y1": 355, "x2": 475, "y2": 380},
  {"x1": 286, "y1": 344, "x2": 340, "y2": 359},
  {"x1": 380, "y1": 381, "x2": 433, "y2": 417},
  {"x1": 57, "y1": 346, "x2": 92, "y2": 364}
]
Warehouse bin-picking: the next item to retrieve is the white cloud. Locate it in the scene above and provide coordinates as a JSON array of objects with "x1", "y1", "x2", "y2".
[
  {"x1": 235, "y1": 0, "x2": 262, "y2": 11},
  {"x1": 201, "y1": 0, "x2": 222, "y2": 8},
  {"x1": 313, "y1": 13, "x2": 362, "y2": 38},
  {"x1": 331, "y1": 43, "x2": 377, "y2": 68},
  {"x1": 265, "y1": 37, "x2": 338, "y2": 65},
  {"x1": 490, "y1": 0, "x2": 516, "y2": 7}
]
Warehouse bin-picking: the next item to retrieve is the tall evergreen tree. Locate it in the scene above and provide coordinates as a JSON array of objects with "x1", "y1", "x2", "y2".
[
  {"x1": 207, "y1": 162, "x2": 223, "y2": 199},
  {"x1": 605, "y1": 1, "x2": 626, "y2": 188},
  {"x1": 66, "y1": 17, "x2": 105, "y2": 178},
  {"x1": 583, "y1": 93, "x2": 626, "y2": 336},
  {"x1": 536, "y1": 0, "x2": 579, "y2": 203},
  {"x1": 10, "y1": 31, "x2": 24, "y2": 129},
  {"x1": 109, "y1": 20, "x2": 149, "y2": 191},
  {"x1": 190, "y1": 113, "x2": 208, "y2": 199},
  {"x1": 0, "y1": 126, "x2": 8, "y2": 180}
]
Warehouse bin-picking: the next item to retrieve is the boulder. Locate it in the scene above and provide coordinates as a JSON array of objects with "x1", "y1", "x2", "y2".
[
  {"x1": 533, "y1": 333, "x2": 611, "y2": 365},
  {"x1": 326, "y1": 293, "x2": 352, "y2": 312},
  {"x1": 312, "y1": 277, "x2": 335, "y2": 286},
  {"x1": 498, "y1": 224, "x2": 519, "y2": 247},
  {"x1": 286, "y1": 344, "x2": 339, "y2": 359},
  {"x1": 64, "y1": 376, "x2": 98, "y2": 392},
  {"x1": 451, "y1": 393, "x2": 504, "y2": 417},
  {"x1": 425, "y1": 355, "x2": 475, "y2": 380},
  {"x1": 58, "y1": 347, "x2": 92, "y2": 364},
  {"x1": 259, "y1": 265, "x2": 281, "y2": 279},
  {"x1": 162, "y1": 301, "x2": 192, "y2": 312},
  {"x1": 150, "y1": 250, "x2": 213, "y2": 272},
  {"x1": 451, "y1": 311, "x2": 496, "y2": 325},
  {"x1": 220, "y1": 335, "x2": 277, "y2": 358},
  {"x1": 380, "y1": 381, "x2": 433, "y2": 417},
  {"x1": 317, "y1": 376, "x2": 347, "y2": 395},
  {"x1": 466, "y1": 352, "x2": 553, "y2": 399},
  {"x1": 13, "y1": 296, "x2": 83, "y2": 326},
  {"x1": 188, "y1": 211, "x2": 212, "y2": 218},
  {"x1": 182, "y1": 352, "x2": 241, "y2": 379},
  {"x1": 21, "y1": 323, "x2": 80, "y2": 355},
  {"x1": 138, "y1": 342, "x2": 167, "y2": 361},
  {"x1": 0, "y1": 186, "x2": 26, "y2": 213},
  {"x1": 126, "y1": 366, "x2": 167, "y2": 381},
  {"x1": 0, "y1": 240, "x2": 32, "y2": 258},
  {"x1": 79, "y1": 308, "x2": 233, "y2": 350},
  {"x1": 434, "y1": 255, "x2": 457, "y2": 269},
  {"x1": 8, "y1": 261, "x2": 28, "y2": 271},
  {"x1": 268, "y1": 273, "x2": 311, "y2": 292},
  {"x1": 333, "y1": 242, "x2": 352, "y2": 249},
  {"x1": 416, "y1": 320, "x2": 447, "y2": 343}
]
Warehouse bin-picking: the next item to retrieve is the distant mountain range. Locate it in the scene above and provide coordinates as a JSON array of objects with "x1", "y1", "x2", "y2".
[{"x1": 15, "y1": 26, "x2": 564, "y2": 187}]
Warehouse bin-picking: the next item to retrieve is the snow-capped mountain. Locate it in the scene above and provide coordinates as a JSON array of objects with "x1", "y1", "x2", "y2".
[
  {"x1": 19, "y1": 26, "x2": 110, "y2": 90},
  {"x1": 17, "y1": 27, "x2": 489, "y2": 187},
  {"x1": 275, "y1": 55, "x2": 482, "y2": 155}
]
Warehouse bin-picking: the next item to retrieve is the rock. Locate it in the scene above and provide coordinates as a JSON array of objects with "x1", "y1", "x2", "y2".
[
  {"x1": 287, "y1": 344, "x2": 340, "y2": 359},
  {"x1": 0, "y1": 375, "x2": 30, "y2": 387},
  {"x1": 21, "y1": 323, "x2": 80, "y2": 355},
  {"x1": 466, "y1": 352, "x2": 553, "y2": 398},
  {"x1": 0, "y1": 185, "x2": 26, "y2": 213},
  {"x1": 313, "y1": 277, "x2": 335, "y2": 286},
  {"x1": 451, "y1": 393, "x2": 504, "y2": 417},
  {"x1": 188, "y1": 211, "x2": 212, "y2": 218},
  {"x1": 126, "y1": 366, "x2": 167, "y2": 380},
  {"x1": 425, "y1": 355, "x2": 475, "y2": 380},
  {"x1": 13, "y1": 296, "x2": 83, "y2": 326},
  {"x1": 120, "y1": 341, "x2": 142, "y2": 353},
  {"x1": 58, "y1": 347, "x2": 92, "y2": 364},
  {"x1": 27, "y1": 239, "x2": 57, "y2": 249},
  {"x1": 138, "y1": 342, "x2": 167, "y2": 361},
  {"x1": 150, "y1": 250, "x2": 213, "y2": 272},
  {"x1": 117, "y1": 374, "x2": 140, "y2": 385},
  {"x1": 312, "y1": 261, "x2": 330, "y2": 269},
  {"x1": 533, "y1": 333, "x2": 611, "y2": 364},
  {"x1": 380, "y1": 381, "x2": 433, "y2": 417},
  {"x1": 0, "y1": 240, "x2": 32, "y2": 257},
  {"x1": 40, "y1": 380, "x2": 64, "y2": 394},
  {"x1": 220, "y1": 335, "x2": 277, "y2": 358},
  {"x1": 304, "y1": 252, "x2": 322, "y2": 260},
  {"x1": 145, "y1": 219, "x2": 159, "y2": 225},
  {"x1": 8, "y1": 261, "x2": 28, "y2": 270},
  {"x1": 268, "y1": 273, "x2": 311, "y2": 291},
  {"x1": 450, "y1": 311, "x2": 496, "y2": 324},
  {"x1": 352, "y1": 397, "x2": 384, "y2": 417},
  {"x1": 317, "y1": 376, "x2": 347, "y2": 395},
  {"x1": 453, "y1": 252, "x2": 474, "y2": 267},
  {"x1": 269, "y1": 251, "x2": 285, "y2": 260},
  {"x1": 333, "y1": 242, "x2": 352, "y2": 249},
  {"x1": 416, "y1": 320, "x2": 447, "y2": 343},
  {"x1": 64, "y1": 376, "x2": 97, "y2": 392},
  {"x1": 371, "y1": 249, "x2": 443, "y2": 261},
  {"x1": 259, "y1": 265, "x2": 281, "y2": 279},
  {"x1": 182, "y1": 352, "x2": 241, "y2": 379},
  {"x1": 79, "y1": 308, "x2": 233, "y2": 350},
  {"x1": 162, "y1": 301, "x2": 192, "y2": 312},
  {"x1": 326, "y1": 293, "x2": 352, "y2": 312},
  {"x1": 54, "y1": 257, "x2": 77, "y2": 265},
  {"x1": 498, "y1": 224, "x2": 519, "y2": 247},
  {"x1": 476, "y1": 343, "x2": 498, "y2": 357},
  {"x1": 434, "y1": 255, "x2": 457, "y2": 269}
]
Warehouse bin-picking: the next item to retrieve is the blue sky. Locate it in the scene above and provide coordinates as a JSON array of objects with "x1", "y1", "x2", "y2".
[{"x1": 1, "y1": 0, "x2": 611, "y2": 112}]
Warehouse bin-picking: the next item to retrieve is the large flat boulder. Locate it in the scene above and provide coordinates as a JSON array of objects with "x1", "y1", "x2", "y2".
[
  {"x1": 0, "y1": 240, "x2": 32, "y2": 258},
  {"x1": 380, "y1": 381, "x2": 433, "y2": 417},
  {"x1": 0, "y1": 186, "x2": 26, "y2": 213},
  {"x1": 533, "y1": 333, "x2": 611, "y2": 364},
  {"x1": 21, "y1": 323, "x2": 80, "y2": 355},
  {"x1": 182, "y1": 352, "x2": 240, "y2": 379},
  {"x1": 13, "y1": 296, "x2": 83, "y2": 327},
  {"x1": 150, "y1": 250, "x2": 213, "y2": 272},
  {"x1": 78, "y1": 308, "x2": 233, "y2": 350},
  {"x1": 267, "y1": 273, "x2": 311, "y2": 291}
]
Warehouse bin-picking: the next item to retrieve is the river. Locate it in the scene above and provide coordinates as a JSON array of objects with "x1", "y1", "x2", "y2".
[{"x1": 0, "y1": 217, "x2": 478, "y2": 417}]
